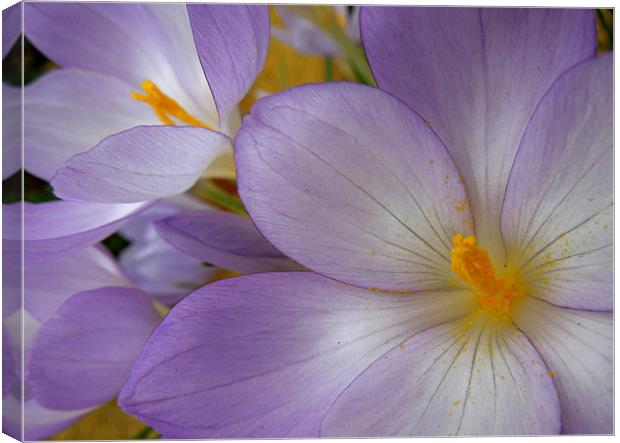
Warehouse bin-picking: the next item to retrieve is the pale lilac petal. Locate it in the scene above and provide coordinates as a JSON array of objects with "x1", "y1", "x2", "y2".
[
  {"x1": 120, "y1": 229, "x2": 216, "y2": 306},
  {"x1": 236, "y1": 83, "x2": 473, "y2": 291},
  {"x1": 118, "y1": 195, "x2": 211, "y2": 242},
  {"x1": 155, "y1": 210, "x2": 302, "y2": 273},
  {"x1": 52, "y1": 126, "x2": 232, "y2": 203},
  {"x1": 2, "y1": 254, "x2": 20, "y2": 318},
  {"x1": 28, "y1": 287, "x2": 161, "y2": 410},
  {"x1": 24, "y1": 3, "x2": 217, "y2": 124},
  {"x1": 25, "y1": 246, "x2": 131, "y2": 322},
  {"x1": 512, "y1": 297, "x2": 612, "y2": 434},
  {"x1": 3, "y1": 201, "x2": 149, "y2": 262},
  {"x1": 502, "y1": 55, "x2": 612, "y2": 311},
  {"x1": 24, "y1": 69, "x2": 159, "y2": 181},
  {"x1": 3, "y1": 3, "x2": 20, "y2": 58},
  {"x1": 118, "y1": 199, "x2": 217, "y2": 304},
  {"x1": 119, "y1": 272, "x2": 475, "y2": 437},
  {"x1": 187, "y1": 4, "x2": 269, "y2": 124},
  {"x1": 3, "y1": 84, "x2": 21, "y2": 179},
  {"x1": 2, "y1": 245, "x2": 131, "y2": 322},
  {"x1": 3, "y1": 395, "x2": 90, "y2": 440},
  {"x1": 321, "y1": 316, "x2": 560, "y2": 436},
  {"x1": 3, "y1": 326, "x2": 18, "y2": 397},
  {"x1": 361, "y1": 8, "x2": 596, "y2": 255}
]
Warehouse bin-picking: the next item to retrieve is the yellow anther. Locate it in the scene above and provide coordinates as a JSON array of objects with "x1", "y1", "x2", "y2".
[
  {"x1": 451, "y1": 234, "x2": 519, "y2": 314},
  {"x1": 131, "y1": 80, "x2": 212, "y2": 129}
]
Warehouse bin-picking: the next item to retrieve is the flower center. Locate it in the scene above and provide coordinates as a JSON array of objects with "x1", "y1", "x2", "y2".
[
  {"x1": 450, "y1": 234, "x2": 520, "y2": 315},
  {"x1": 131, "y1": 79, "x2": 212, "y2": 129}
]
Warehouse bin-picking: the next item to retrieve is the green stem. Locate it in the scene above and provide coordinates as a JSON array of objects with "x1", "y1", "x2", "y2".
[
  {"x1": 324, "y1": 55, "x2": 334, "y2": 81},
  {"x1": 192, "y1": 181, "x2": 247, "y2": 216},
  {"x1": 284, "y1": 6, "x2": 375, "y2": 86},
  {"x1": 131, "y1": 426, "x2": 160, "y2": 439}
]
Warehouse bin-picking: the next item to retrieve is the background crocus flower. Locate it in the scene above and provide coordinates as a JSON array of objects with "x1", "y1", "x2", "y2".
[
  {"x1": 117, "y1": 196, "x2": 221, "y2": 306},
  {"x1": 119, "y1": 7, "x2": 612, "y2": 437},
  {"x1": 3, "y1": 246, "x2": 160, "y2": 440},
  {"x1": 14, "y1": 3, "x2": 269, "y2": 257},
  {"x1": 273, "y1": 6, "x2": 359, "y2": 56},
  {"x1": 153, "y1": 208, "x2": 302, "y2": 275}
]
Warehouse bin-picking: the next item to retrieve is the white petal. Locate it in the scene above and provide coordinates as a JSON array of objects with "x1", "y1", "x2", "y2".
[
  {"x1": 322, "y1": 314, "x2": 560, "y2": 436},
  {"x1": 512, "y1": 296, "x2": 612, "y2": 434}
]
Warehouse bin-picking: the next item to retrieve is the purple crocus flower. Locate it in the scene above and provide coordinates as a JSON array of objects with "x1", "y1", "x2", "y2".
[
  {"x1": 3, "y1": 246, "x2": 160, "y2": 440},
  {"x1": 13, "y1": 3, "x2": 269, "y2": 258},
  {"x1": 118, "y1": 7, "x2": 611, "y2": 437}
]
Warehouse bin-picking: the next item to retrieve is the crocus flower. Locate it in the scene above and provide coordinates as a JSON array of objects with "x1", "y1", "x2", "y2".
[
  {"x1": 3, "y1": 246, "x2": 160, "y2": 440},
  {"x1": 273, "y1": 6, "x2": 359, "y2": 56},
  {"x1": 16, "y1": 3, "x2": 269, "y2": 257},
  {"x1": 118, "y1": 197, "x2": 220, "y2": 306},
  {"x1": 153, "y1": 207, "x2": 302, "y2": 275},
  {"x1": 119, "y1": 7, "x2": 612, "y2": 437}
]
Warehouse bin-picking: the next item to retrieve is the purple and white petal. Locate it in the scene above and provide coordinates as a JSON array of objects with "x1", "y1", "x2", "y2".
[
  {"x1": 321, "y1": 315, "x2": 560, "y2": 436},
  {"x1": 25, "y1": 245, "x2": 131, "y2": 322},
  {"x1": 502, "y1": 55, "x2": 612, "y2": 311},
  {"x1": 361, "y1": 8, "x2": 596, "y2": 256},
  {"x1": 3, "y1": 84, "x2": 21, "y2": 179},
  {"x1": 52, "y1": 126, "x2": 231, "y2": 203},
  {"x1": 24, "y1": 69, "x2": 159, "y2": 181},
  {"x1": 3, "y1": 395, "x2": 91, "y2": 441},
  {"x1": 3, "y1": 247, "x2": 133, "y2": 437},
  {"x1": 187, "y1": 5, "x2": 269, "y2": 127},
  {"x1": 236, "y1": 83, "x2": 473, "y2": 291},
  {"x1": 4, "y1": 311, "x2": 92, "y2": 439},
  {"x1": 118, "y1": 198, "x2": 217, "y2": 304},
  {"x1": 155, "y1": 210, "x2": 301, "y2": 273},
  {"x1": 28, "y1": 287, "x2": 161, "y2": 410},
  {"x1": 24, "y1": 3, "x2": 217, "y2": 125},
  {"x1": 118, "y1": 195, "x2": 211, "y2": 242},
  {"x1": 120, "y1": 229, "x2": 216, "y2": 306},
  {"x1": 119, "y1": 272, "x2": 475, "y2": 437},
  {"x1": 3, "y1": 201, "x2": 149, "y2": 262},
  {"x1": 512, "y1": 297, "x2": 612, "y2": 434},
  {"x1": 3, "y1": 3, "x2": 21, "y2": 59}
]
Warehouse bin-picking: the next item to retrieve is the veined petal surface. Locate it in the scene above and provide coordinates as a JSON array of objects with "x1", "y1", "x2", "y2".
[
  {"x1": 322, "y1": 315, "x2": 560, "y2": 436},
  {"x1": 361, "y1": 7, "x2": 596, "y2": 257},
  {"x1": 187, "y1": 4, "x2": 269, "y2": 125},
  {"x1": 502, "y1": 55, "x2": 612, "y2": 311},
  {"x1": 512, "y1": 296, "x2": 612, "y2": 434},
  {"x1": 236, "y1": 83, "x2": 473, "y2": 291},
  {"x1": 24, "y1": 69, "x2": 159, "y2": 181},
  {"x1": 28, "y1": 287, "x2": 161, "y2": 410},
  {"x1": 155, "y1": 210, "x2": 301, "y2": 273},
  {"x1": 3, "y1": 201, "x2": 149, "y2": 262},
  {"x1": 52, "y1": 126, "x2": 231, "y2": 203},
  {"x1": 119, "y1": 272, "x2": 475, "y2": 437}
]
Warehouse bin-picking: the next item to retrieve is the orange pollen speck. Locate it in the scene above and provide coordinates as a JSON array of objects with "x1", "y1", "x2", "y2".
[
  {"x1": 450, "y1": 234, "x2": 519, "y2": 314},
  {"x1": 131, "y1": 79, "x2": 212, "y2": 129}
]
